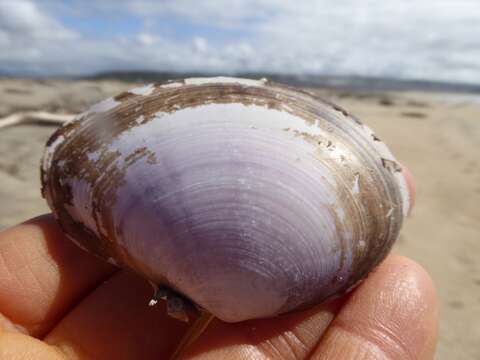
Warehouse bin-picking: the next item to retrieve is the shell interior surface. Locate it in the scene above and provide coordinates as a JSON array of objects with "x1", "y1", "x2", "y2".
[{"x1": 41, "y1": 77, "x2": 409, "y2": 322}]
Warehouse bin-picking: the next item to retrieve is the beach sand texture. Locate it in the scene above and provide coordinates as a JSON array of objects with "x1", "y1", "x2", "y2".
[{"x1": 0, "y1": 79, "x2": 479, "y2": 359}]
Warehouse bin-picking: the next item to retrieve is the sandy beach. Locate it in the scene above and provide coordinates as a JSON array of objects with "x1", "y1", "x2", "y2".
[{"x1": 0, "y1": 78, "x2": 479, "y2": 359}]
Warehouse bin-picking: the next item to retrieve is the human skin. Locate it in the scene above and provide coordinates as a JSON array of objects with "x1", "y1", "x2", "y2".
[{"x1": 0, "y1": 169, "x2": 438, "y2": 359}]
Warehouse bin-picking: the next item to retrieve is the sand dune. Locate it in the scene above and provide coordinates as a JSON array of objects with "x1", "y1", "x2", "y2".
[{"x1": 0, "y1": 79, "x2": 479, "y2": 359}]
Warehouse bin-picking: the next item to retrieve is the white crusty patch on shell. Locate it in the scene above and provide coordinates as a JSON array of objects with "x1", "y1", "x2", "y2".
[
  {"x1": 129, "y1": 83, "x2": 156, "y2": 96},
  {"x1": 360, "y1": 124, "x2": 410, "y2": 217},
  {"x1": 185, "y1": 77, "x2": 267, "y2": 87},
  {"x1": 161, "y1": 81, "x2": 184, "y2": 89},
  {"x1": 86, "y1": 151, "x2": 101, "y2": 162},
  {"x1": 135, "y1": 115, "x2": 145, "y2": 125}
]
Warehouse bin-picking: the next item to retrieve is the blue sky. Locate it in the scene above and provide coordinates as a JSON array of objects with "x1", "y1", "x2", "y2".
[{"x1": 0, "y1": 0, "x2": 479, "y2": 84}]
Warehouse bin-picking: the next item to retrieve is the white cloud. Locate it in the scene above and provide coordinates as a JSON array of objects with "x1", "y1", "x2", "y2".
[
  {"x1": 0, "y1": 0, "x2": 76, "y2": 40},
  {"x1": 0, "y1": 0, "x2": 78, "y2": 73},
  {"x1": 137, "y1": 33, "x2": 157, "y2": 46},
  {"x1": 193, "y1": 37, "x2": 208, "y2": 53},
  {"x1": 0, "y1": 0, "x2": 479, "y2": 84},
  {"x1": 0, "y1": 30, "x2": 10, "y2": 47}
]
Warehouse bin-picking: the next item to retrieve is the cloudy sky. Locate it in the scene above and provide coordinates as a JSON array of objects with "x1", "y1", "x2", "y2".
[{"x1": 0, "y1": 0, "x2": 479, "y2": 83}]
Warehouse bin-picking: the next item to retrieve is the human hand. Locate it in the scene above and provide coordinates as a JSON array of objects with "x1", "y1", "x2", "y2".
[{"x1": 0, "y1": 214, "x2": 438, "y2": 359}]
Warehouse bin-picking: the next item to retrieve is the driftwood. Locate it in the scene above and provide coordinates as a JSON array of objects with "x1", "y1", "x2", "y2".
[{"x1": 0, "y1": 111, "x2": 76, "y2": 129}]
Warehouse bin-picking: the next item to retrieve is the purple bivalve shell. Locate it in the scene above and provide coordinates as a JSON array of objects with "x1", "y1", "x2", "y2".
[{"x1": 41, "y1": 77, "x2": 410, "y2": 322}]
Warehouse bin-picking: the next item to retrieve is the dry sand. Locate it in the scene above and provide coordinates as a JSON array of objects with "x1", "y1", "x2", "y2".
[{"x1": 0, "y1": 79, "x2": 479, "y2": 359}]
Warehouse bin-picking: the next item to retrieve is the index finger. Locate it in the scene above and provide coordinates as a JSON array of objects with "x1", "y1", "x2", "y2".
[
  {"x1": 310, "y1": 255, "x2": 439, "y2": 359},
  {"x1": 0, "y1": 214, "x2": 116, "y2": 337}
]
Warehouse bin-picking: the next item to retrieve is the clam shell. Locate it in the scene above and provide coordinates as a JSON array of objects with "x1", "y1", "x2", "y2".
[{"x1": 41, "y1": 77, "x2": 409, "y2": 322}]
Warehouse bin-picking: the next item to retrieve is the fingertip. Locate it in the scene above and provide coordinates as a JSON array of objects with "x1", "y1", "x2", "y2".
[
  {"x1": 381, "y1": 255, "x2": 439, "y2": 358},
  {"x1": 377, "y1": 254, "x2": 439, "y2": 317},
  {"x1": 311, "y1": 254, "x2": 439, "y2": 359}
]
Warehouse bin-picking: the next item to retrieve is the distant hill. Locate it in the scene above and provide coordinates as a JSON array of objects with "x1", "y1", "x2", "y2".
[{"x1": 84, "y1": 71, "x2": 480, "y2": 94}]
